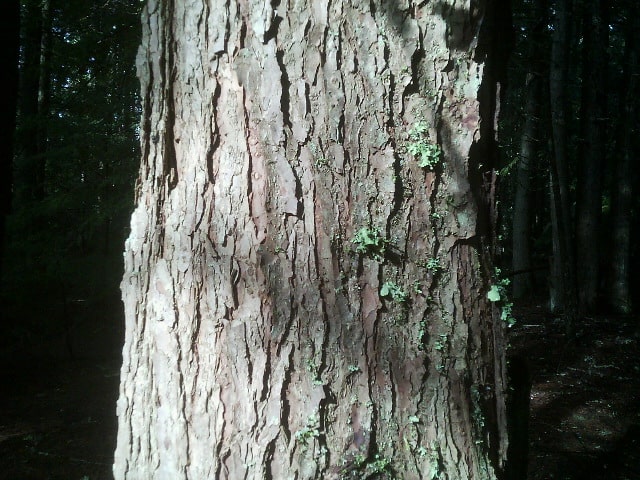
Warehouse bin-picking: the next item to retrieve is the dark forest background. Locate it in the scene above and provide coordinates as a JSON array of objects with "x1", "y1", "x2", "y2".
[
  {"x1": 1, "y1": 0, "x2": 638, "y2": 358},
  {"x1": 1, "y1": 0, "x2": 140, "y2": 359}
]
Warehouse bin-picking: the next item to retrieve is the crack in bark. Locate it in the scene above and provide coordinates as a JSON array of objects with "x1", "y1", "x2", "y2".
[
  {"x1": 162, "y1": 0, "x2": 178, "y2": 191},
  {"x1": 191, "y1": 291, "x2": 202, "y2": 367},
  {"x1": 176, "y1": 347, "x2": 190, "y2": 480},
  {"x1": 259, "y1": 348, "x2": 271, "y2": 402},
  {"x1": 243, "y1": 322, "x2": 253, "y2": 385},
  {"x1": 206, "y1": 82, "x2": 221, "y2": 184},
  {"x1": 275, "y1": 49, "x2": 292, "y2": 130},
  {"x1": 140, "y1": 74, "x2": 152, "y2": 199},
  {"x1": 262, "y1": 0, "x2": 281, "y2": 45},
  {"x1": 280, "y1": 346, "x2": 294, "y2": 445},
  {"x1": 264, "y1": 437, "x2": 276, "y2": 480},
  {"x1": 387, "y1": 152, "x2": 404, "y2": 233}
]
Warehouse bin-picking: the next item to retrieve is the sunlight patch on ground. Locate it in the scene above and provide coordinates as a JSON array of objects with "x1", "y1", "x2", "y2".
[{"x1": 530, "y1": 382, "x2": 561, "y2": 409}]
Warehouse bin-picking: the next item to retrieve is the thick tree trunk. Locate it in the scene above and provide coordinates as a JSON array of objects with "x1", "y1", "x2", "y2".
[{"x1": 115, "y1": 1, "x2": 510, "y2": 479}]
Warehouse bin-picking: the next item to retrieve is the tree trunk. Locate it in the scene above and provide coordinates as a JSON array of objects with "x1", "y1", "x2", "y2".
[
  {"x1": 511, "y1": 76, "x2": 536, "y2": 300},
  {"x1": 15, "y1": 0, "x2": 52, "y2": 205},
  {"x1": 548, "y1": 0, "x2": 576, "y2": 323},
  {"x1": 609, "y1": 4, "x2": 638, "y2": 315},
  {"x1": 512, "y1": 0, "x2": 547, "y2": 300},
  {"x1": 115, "y1": 1, "x2": 511, "y2": 479},
  {"x1": 0, "y1": 0, "x2": 20, "y2": 277},
  {"x1": 575, "y1": 0, "x2": 607, "y2": 313}
]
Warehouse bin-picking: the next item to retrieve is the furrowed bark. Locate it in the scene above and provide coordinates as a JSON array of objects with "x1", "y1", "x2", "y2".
[{"x1": 115, "y1": 1, "x2": 510, "y2": 478}]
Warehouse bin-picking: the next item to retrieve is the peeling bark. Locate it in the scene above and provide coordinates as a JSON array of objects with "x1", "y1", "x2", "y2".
[{"x1": 115, "y1": 1, "x2": 510, "y2": 479}]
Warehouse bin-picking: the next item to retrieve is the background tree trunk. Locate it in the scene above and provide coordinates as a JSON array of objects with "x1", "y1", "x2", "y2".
[
  {"x1": 575, "y1": 0, "x2": 607, "y2": 313},
  {"x1": 512, "y1": 0, "x2": 547, "y2": 300},
  {"x1": 16, "y1": 0, "x2": 52, "y2": 205},
  {"x1": 0, "y1": 0, "x2": 20, "y2": 278},
  {"x1": 115, "y1": 1, "x2": 510, "y2": 478},
  {"x1": 548, "y1": 0, "x2": 577, "y2": 323},
  {"x1": 609, "y1": 3, "x2": 638, "y2": 315}
]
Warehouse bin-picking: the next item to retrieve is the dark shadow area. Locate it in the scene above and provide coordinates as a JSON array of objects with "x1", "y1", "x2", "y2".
[
  {"x1": 0, "y1": 291, "x2": 123, "y2": 480},
  {"x1": 510, "y1": 300, "x2": 640, "y2": 480},
  {"x1": 0, "y1": 2, "x2": 139, "y2": 477}
]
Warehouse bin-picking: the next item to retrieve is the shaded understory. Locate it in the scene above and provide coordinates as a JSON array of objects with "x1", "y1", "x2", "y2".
[
  {"x1": 0, "y1": 301, "x2": 638, "y2": 479},
  {"x1": 511, "y1": 301, "x2": 640, "y2": 480}
]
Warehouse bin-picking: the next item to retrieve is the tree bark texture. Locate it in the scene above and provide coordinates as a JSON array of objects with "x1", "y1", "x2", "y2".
[{"x1": 115, "y1": 1, "x2": 510, "y2": 479}]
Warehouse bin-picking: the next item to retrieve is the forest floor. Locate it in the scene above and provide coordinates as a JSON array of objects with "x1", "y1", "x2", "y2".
[
  {"x1": 0, "y1": 299, "x2": 638, "y2": 479},
  {"x1": 510, "y1": 300, "x2": 640, "y2": 480}
]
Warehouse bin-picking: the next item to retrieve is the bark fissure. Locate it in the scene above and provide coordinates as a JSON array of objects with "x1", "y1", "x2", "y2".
[
  {"x1": 162, "y1": 0, "x2": 178, "y2": 191},
  {"x1": 275, "y1": 49, "x2": 292, "y2": 130},
  {"x1": 206, "y1": 81, "x2": 221, "y2": 184}
]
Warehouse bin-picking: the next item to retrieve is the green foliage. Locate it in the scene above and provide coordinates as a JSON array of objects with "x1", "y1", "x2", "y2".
[
  {"x1": 407, "y1": 121, "x2": 441, "y2": 170},
  {"x1": 487, "y1": 285, "x2": 501, "y2": 302},
  {"x1": 366, "y1": 454, "x2": 391, "y2": 474},
  {"x1": 352, "y1": 227, "x2": 388, "y2": 261},
  {"x1": 380, "y1": 281, "x2": 408, "y2": 303},
  {"x1": 294, "y1": 413, "x2": 321, "y2": 445},
  {"x1": 487, "y1": 269, "x2": 516, "y2": 327},
  {"x1": 424, "y1": 257, "x2": 442, "y2": 273},
  {"x1": 434, "y1": 334, "x2": 448, "y2": 351},
  {"x1": 348, "y1": 453, "x2": 392, "y2": 478}
]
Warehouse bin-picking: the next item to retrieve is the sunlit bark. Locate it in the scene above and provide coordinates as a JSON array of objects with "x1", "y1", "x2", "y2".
[{"x1": 115, "y1": 1, "x2": 511, "y2": 478}]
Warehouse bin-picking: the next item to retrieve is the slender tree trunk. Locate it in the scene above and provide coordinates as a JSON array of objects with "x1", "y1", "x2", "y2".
[
  {"x1": 609, "y1": 4, "x2": 638, "y2": 315},
  {"x1": 576, "y1": 0, "x2": 607, "y2": 313},
  {"x1": 548, "y1": 167, "x2": 563, "y2": 314},
  {"x1": 115, "y1": 1, "x2": 511, "y2": 478},
  {"x1": 512, "y1": 76, "x2": 536, "y2": 300},
  {"x1": 548, "y1": 0, "x2": 576, "y2": 323},
  {"x1": 512, "y1": 0, "x2": 547, "y2": 300},
  {"x1": 0, "y1": 0, "x2": 20, "y2": 277},
  {"x1": 37, "y1": 0, "x2": 52, "y2": 173},
  {"x1": 16, "y1": 0, "x2": 52, "y2": 205}
]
